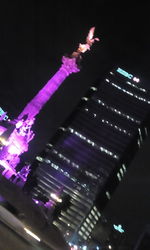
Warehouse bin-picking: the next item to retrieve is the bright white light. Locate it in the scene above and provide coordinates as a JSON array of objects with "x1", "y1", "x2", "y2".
[
  {"x1": 111, "y1": 82, "x2": 150, "y2": 104},
  {"x1": 91, "y1": 86, "x2": 97, "y2": 91},
  {"x1": 108, "y1": 245, "x2": 112, "y2": 249},
  {"x1": 83, "y1": 246, "x2": 87, "y2": 250},
  {"x1": 59, "y1": 127, "x2": 66, "y2": 131},
  {"x1": 73, "y1": 245, "x2": 78, "y2": 250},
  {"x1": 0, "y1": 137, "x2": 9, "y2": 146},
  {"x1": 82, "y1": 97, "x2": 88, "y2": 101},
  {"x1": 24, "y1": 227, "x2": 41, "y2": 242},
  {"x1": 133, "y1": 77, "x2": 140, "y2": 83},
  {"x1": 16, "y1": 120, "x2": 23, "y2": 128},
  {"x1": 8, "y1": 144, "x2": 20, "y2": 155},
  {"x1": 50, "y1": 193, "x2": 62, "y2": 203},
  {"x1": 69, "y1": 127, "x2": 118, "y2": 159}
]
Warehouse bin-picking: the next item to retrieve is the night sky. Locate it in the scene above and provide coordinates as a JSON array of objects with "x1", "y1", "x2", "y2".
[{"x1": 0, "y1": 1, "x2": 150, "y2": 245}]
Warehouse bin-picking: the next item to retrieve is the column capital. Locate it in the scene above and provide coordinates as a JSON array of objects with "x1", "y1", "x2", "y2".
[{"x1": 61, "y1": 56, "x2": 80, "y2": 75}]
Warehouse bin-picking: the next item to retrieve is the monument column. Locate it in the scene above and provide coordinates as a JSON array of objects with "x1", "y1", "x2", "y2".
[
  {"x1": 0, "y1": 27, "x2": 99, "y2": 172},
  {"x1": 17, "y1": 56, "x2": 80, "y2": 121}
]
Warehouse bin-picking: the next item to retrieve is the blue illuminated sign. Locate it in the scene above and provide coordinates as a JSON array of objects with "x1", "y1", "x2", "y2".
[
  {"x1": 0, "y1": 107, "x2": 8, "y2": 121},
  {"x1": 116, "y1": 67, "x2": 133, "y2": 79},
  {"x1": 113, "y1": 224, "x2": 124, "y2": 233},
  {"x1": 116, "y1": 67, "x2": 140, "y2": 83}
]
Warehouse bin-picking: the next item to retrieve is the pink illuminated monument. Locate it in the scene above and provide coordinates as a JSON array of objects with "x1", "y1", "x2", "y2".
[{"x1": 0, "y1": 27, "x2": 99, "y2": 177}]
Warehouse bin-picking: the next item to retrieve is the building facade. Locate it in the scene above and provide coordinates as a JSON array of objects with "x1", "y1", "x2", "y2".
[
  {"x1": 30, "y1": 66, "x2": 150, "y2": 246},
  {"x1": 134, "y1": 225, "x2": 150, "y2": 250}
]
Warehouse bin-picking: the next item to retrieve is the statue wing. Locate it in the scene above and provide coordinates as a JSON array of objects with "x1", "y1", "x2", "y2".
[
  {"x1": 87, "y1": 27, "x2": 95, "y2": 41},
  {"x1": 86, "y1": 27, "x2": 100, "y2": 45}
]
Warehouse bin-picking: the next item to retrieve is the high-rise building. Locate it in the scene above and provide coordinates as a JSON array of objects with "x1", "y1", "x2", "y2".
[
  {"x1": 29, "y1": 66, "x2": 150, "y2": 246},
  {"x1": 133, "y1": 225, "x2": 150, "y2": 250}
]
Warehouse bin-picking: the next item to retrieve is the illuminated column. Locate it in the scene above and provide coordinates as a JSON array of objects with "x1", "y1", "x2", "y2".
[
  {"x1": 17, "y1": 56, "x2": 80, "y2": 121},
  {"x1": 0, "y1": 57, "x2": 80, "y2": 170},
  {"x1": 0, "y1": 27, "x2": 99, "y2": 172}
]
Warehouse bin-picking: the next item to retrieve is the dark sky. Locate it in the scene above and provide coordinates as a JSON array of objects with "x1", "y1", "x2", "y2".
[
  {"x1": 0, "y1": 1, "x2": 150, "y2": 158},
  {"x1": 0, "y1": 2, "x2": 150, "y2": 245}
]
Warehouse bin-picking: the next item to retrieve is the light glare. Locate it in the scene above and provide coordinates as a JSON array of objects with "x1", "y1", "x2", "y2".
[{"x1": 24, "y1": 227, "x2": 41, "y2": 242}]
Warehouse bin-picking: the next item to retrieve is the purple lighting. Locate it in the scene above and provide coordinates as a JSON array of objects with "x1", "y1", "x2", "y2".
[
  {"x1": 0, "y1": 27, "x2": 99, "y2": 178},
  {"x1": 0, "y1": 57, "x2": 80, "y2": 175},
  {"x1": 33, "y1": 199, "x2": 39, "y2": 204},
  {"x1": 17, "y1": 57, "x2": 80, "y2": 121}
]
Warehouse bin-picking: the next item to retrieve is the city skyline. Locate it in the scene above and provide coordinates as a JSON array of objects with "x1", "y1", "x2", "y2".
[
  {"x1": 0, "y1": 2, "x2": 150, "y2": 248},
  {"x1": 0, "y1": 2, "x2": 150, "y2": 158},
  {"x1": 27, "y1": 65, "x2": 150, "y2": 248}
]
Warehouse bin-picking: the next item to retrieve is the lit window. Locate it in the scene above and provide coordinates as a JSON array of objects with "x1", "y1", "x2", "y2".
[
  {"x1": 91, "y1": 210, "x2": 95, "y2": 216},
  {"x1": 138, "y1": 128, "x2": 143, "y2": 142},
  {"x1": 120, "y1": 168, "x2": 124, "y2": 177},
  {"x1": 97, "y1": 99, "x2": 140, "y2": 124},
  {"x1": 45, "y1": 159, "x2": 51, "y2": 163},
  {"x1": 83, "y1": 235, "x2": 87, "y2": 240},
  {"x1": 46, "y1": 143, "x2": 53, "y2": 147},
  {"x1": 97, "y1": 212, "x2": 101, "y2": 217},
  {"x1": 90, "y1": 223, "x2": 94, "y2": 228},
  {"x1": 102, "y1": 119, "x2": 131, "y2": 136},
  {"x1": 68, "y1": 127, "x2": 118, "y2": 159},
  {"x1": 81, "y1": 227, "x2": 85, "y2": 232},
  {"x1": 89, "y1": 214, "x2": 92, "y2": 219},
  {"x1": 110, "y1": 82, "x2": 150, "y2": 104},
  {"x1": 91, "y1": 86, "x2": 97, "y2": 91},
  {"x1": 117, "y1": 173, "x2": 121, "y2": 181},
  {"x1": 126, "y1": 81, "x2": 145, "y2": 92},
  {"x1": 59, "y1": 127, "x2": 66, "y2": 131},
  {"x1": 106, "y1": 191, "x2": 111, "y2": 200},
  {"x1": 84, "y1": 222, "x2": 88, "y2": 227},
  {"x1": 85, "y1": 231, "x2": 89, "y2": 236},
  {"x1": 95, "y1": 215, "x2": 99, "y2": 220},
  {"x1": 82, "y1": 97, "x2": 88, "y2": 101},
  {"x1": 93, "y1": 206, "x2": 97, "y2": 211},
  {"x1": 86, "y1": 218, "x2": 90, "y2": 223},
  {"x1": 145, "y1": 127, "x2": 148, "y2": 136},
  {"x1": 36, "y1": 156, "x2": 43, "y2": 162},
  {"x1": 51, "y1": 163, "x2": 59, "y2": 170},
  {"x1": 137, "y1": 139, "x2": 141, "y2": 147},
  {"x1": 133, "y1": 77, "x2": 140, "y2": 83},
  {"x1": 122, "y1": 164, "x2": 126, "y2": 172}
]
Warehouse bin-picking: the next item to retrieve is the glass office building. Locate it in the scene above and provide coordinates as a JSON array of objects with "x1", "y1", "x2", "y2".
[{"x1": 30, "y1": 66, "x2": 150, "y2": 244}]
